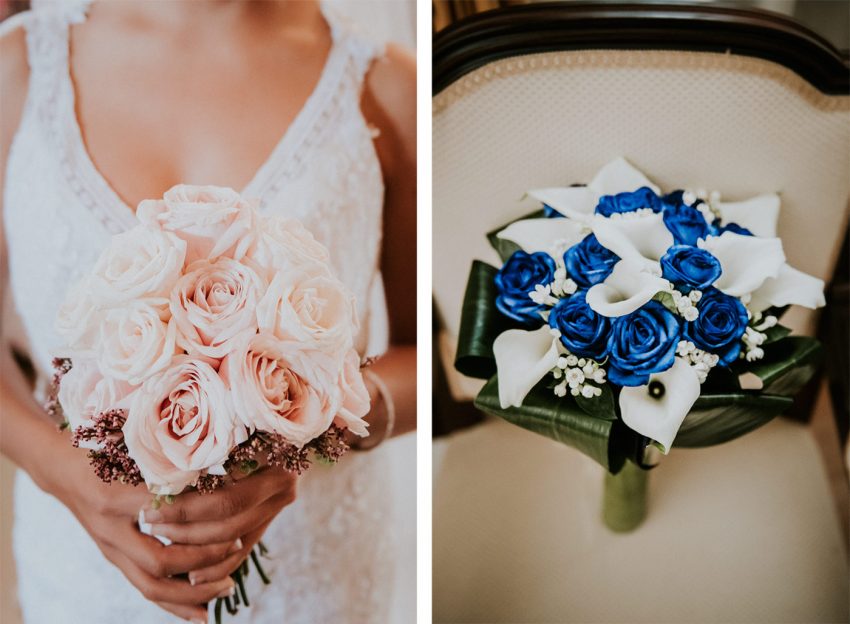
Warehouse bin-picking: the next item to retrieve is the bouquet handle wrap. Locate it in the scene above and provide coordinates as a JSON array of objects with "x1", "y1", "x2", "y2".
[{"x1": 602, "y1": 461, "x2": 648, "y2": 532}]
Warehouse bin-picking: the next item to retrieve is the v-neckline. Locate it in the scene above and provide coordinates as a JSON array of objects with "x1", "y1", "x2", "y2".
[{"x1": 62, "y1": 5, "x2": 345, "y2": 229}]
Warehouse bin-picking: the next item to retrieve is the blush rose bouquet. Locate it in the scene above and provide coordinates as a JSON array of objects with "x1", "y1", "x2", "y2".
[
  {"x1": 46, "y1": 185, "x2": 371, "y2": 621},
  {"x1": 455, "y1": 158, "x2": 825, "y2": 532}
]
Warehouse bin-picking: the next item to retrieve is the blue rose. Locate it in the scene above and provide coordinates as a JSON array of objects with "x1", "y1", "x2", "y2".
[
  {"x1": 494, "y1": 250, "x2": 556, "y2": 327},
  {"x1": 607, "y1": 301, "x2": 681, "y2": 386},
  {"x1": 683, "y1": 288, "x2": 749, "y2": 365},
  {"x1": 543, "y1": 204, "x2": 564, "y2": 218},
  {"x1": 662, "y1": 201, "x2": 710, "y2": 246},
  {"x1": 660, "y1": 245, "x2": 722, "y2": 292},
  {"x1": 563, "y1": 234, "x2": 619, "y2": 288},
  {"x1": 548, "y1": 291, "x2": 611, "y2": 359},
  {"x1": 595, "y1": 186, "x2": 663, "y2": 217},
  {"x1": 711, "y1": 219, "x2": 753, "y2": 236}
]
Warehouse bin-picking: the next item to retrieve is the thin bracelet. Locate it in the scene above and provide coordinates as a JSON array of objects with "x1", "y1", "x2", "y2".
[{"x1": 356, "y1": 370, "x2": 395, "y2": 450}]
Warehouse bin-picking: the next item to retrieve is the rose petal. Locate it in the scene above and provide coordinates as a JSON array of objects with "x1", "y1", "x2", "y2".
[
  {"x1": 619, "y1": 358, "x2": 701, "y2": 453},
  {"x1": 748, "y1": 263, "x2": 826, "y2": 313},
  {"x1": 586, "y1": 260, "x2": 668, "y2": 317},
  {"x1": 493, "y1": 327, "x2": 560, "y2": 409},
  {"x1": 526, "y1": 187, "x2": 597, "y2": 221},
  {"x1": 699, "y1": 232, "x2": 785, "y2": 297},
  {"x1": 717, "y1": 194, "x2": 780, "y2": 238},
  {"x1": 496, "y1": 218, "x2": 586, "y2": 255},
  {"x1": 588, "y1": 157, "x2": 660, "y2": 196},
  {"x1": 591, "y1": 212, "x2": 673, "y2": 270}
]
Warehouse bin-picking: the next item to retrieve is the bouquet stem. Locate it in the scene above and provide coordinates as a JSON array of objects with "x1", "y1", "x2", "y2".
[{"x1": 602, "y1": 461, "x2": 648, "y2": 532}]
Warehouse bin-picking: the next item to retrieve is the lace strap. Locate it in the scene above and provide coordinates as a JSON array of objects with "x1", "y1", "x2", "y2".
[{"x1": 321, "y1": 3, "x2": 386, "y2": 88}]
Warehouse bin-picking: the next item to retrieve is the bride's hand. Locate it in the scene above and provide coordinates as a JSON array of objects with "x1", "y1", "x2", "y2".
[
  {"x1": 50, "y1": 445, "x2": 243, "y2": 622},
  {"x1": 139, "y1": 466, "x2": 298, "y2": 585}
]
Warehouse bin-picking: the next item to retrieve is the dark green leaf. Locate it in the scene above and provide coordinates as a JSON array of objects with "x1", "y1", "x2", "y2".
[
  {"x1": 575, "y1": 383, "x2": 617, "y2": 420},
  {"x1": 739, "y1": 336, "x2": 822, "y2": 396},
  {"x1": 454, "y1": 261, "x2": 515, "y2": 379},
  {"x1": 475, "y1": 376, "x2": 620, "y2": 471},
  {"x1": 485, "y1": 209, "x2": 546, "y2": 263},
  {"x1": 674, "y1": 393, "x2": 793, "y2": 447},
  {"x1": 761, "y1": 323, "x2": 791, "y2": 344}
]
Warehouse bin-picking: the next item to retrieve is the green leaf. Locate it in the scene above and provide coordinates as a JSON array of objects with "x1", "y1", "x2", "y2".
[
  {"x1": 761, "y1": 323, "x2": 791, "y2": 344},
  {"x1": 575, "y1": 383, "x2": 617, "y2": 420},
  {"x1": 454, "y1": 261, "x2": 515, "y2": 379},
  {"x1": 485, "y1": 209, "x2": 546, "y2": 262},
  {"x1": 674, "y1": 392, "x2": 793, "y2": 447},
  {"x1": 652, "y1": 291, "x2": 678, "y2": 314},
  {"x1": 475, "y1": 376, "x2": 620, "y2": 471},
  {"x1": 739, "y1": 336, "x2": 822, "y2": 396}
]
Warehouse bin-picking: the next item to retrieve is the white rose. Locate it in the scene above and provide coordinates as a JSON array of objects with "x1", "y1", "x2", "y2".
[
  {"x1": 334, "y1": 348, "x2": 370, "y2": 437},
  {"x1": 58, "y1": 359, "x2": 136, "y2": 448},
  {"x1": 123, "y1": 356, "x2": 246, "y2": 495},
  {"x1": 97, "y1": 301, "x2": 179, "y2": 385},
  {"x1": 169, "y1": 257, "x2": 266, "y2": 359},
  {"x1": 55, "y1": 277, "x2": 102, "y2": 355},
  {"x1": 138, "y1": 185, "x2": 255, "y2": 264},
  {"x1": 90, "y1": 226, "x2": 186, "y2": 304},
  {"x1": 246, "y1": 216, "x2": 331, "y2": 280},
  {"x1": 256, "y1": 268, "x2": 357, "y2": 359},
  {"x1": 221, "y1": 332, "x2": 340, "y2": 448}
]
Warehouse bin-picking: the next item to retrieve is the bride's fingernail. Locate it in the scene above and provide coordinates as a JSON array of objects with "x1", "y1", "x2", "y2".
[
  {"x1": 189, "y1": 572, "x2": 199, "y2": 586},
  {"x1": 190, "y1": 618, "x2": 205, "y2": 624},
  {"x1": 217, "y1": 583, "x2": 236, "y2": 599},
  {"x1": 227, "y1": 538, "x2": 243, "y2": 554}
]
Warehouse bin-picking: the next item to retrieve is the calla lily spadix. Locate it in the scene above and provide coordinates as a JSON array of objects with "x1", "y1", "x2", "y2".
[
  {"x1": 717, "y1": 194, "x2": 780, "y2": 238},
  {"x1": 619, "y1": 358, "x2": 701, "y2": 453},
  {"x1": 493, "y1": 327, "x2": 560, "y2": 409},
  {"x1": 586, "y1": 261, "x2": 669, "y2": 317},
  {"x1": 527, "y1": 157, "x2": 660, "y2": 222},
  {"x1": 748, "y1": 263, "x2": 826, "y2": 313},
  {"x1": 496, "y1": 218, "x2": 586, "y2": 255},
  {"x1": 591, "y1": 211, "x2": 673, "y2": 273},
  {"x1": 698, "y1": 232, "x2": 785, "y2": 297}
]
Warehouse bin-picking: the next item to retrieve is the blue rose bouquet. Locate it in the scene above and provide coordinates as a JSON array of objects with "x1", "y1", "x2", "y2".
[{"x1": 455, "y1": 158, "x2": 825, "y2": 531}]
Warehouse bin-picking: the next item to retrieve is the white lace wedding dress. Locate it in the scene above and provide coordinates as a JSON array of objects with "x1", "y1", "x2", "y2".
[{"x1": 3, "y1": 2, "x2": 396, "y2": 622}]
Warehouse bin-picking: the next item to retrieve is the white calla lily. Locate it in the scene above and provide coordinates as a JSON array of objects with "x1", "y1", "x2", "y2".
[
  {"x1": 493, "y1": 327, "x2": 560, "y2": 409},
  {"x1": 586, "y1": 261, "x2": 669, "y2": 317},
  {"x1": 588, "y1": 156, "x2": 660, "y2": 196},
  {"x1": 497, "y1": 218, "x2": 586, "y2": 254},
  {"x1": 619, "y1": 358, "x2": 701, "y2": 453},
  {"x1": 748, "y1": 263, "x2": 825, "y2": 313},
  {"x1": 527, "y1": 158, "x2": 659, "y2": 223},
  {"x1": 526, "y1": 187, "x2": 597, "y2": 221},
  {"x1": 717, "y1": 194, "x2": 780, "y2": 238},
  {"x1": 698, "y1": 232, "x2": 785, "y2": 297},
  {"x1": 591, "y1": 212, "x2": 672, "y2": 271}
]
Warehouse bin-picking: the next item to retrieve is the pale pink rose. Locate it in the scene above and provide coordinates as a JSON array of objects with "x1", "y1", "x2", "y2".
[
  {"x1": 221, "y1": 331, "x2": 340, "y2": 448},
  {"x1": 58, "y1": 359, "x2": 136, "y2": 449},
  {"x1": 55, "y1": 277, "x2": 102, "y2": 355},
  {"x1": 333, "y1": 348, "x2": 370, "y2": 437},
  {"x1": 256, "y1": 268, "x2": 357, "y2": 359},
  {"x1": 170, "y1": 257, "x2": 266, "y2": 359},
  {"x1": 246, "y1": 216, "x2": 331, "y2": 280},
  {"x1": 90, "y1": 226, "x2": 186, "y2": 304},
  {"x1": 97, "y1": 301, "x2": 178, "y2": 385},
  {"x1": 137, "y1": 185, "x2": 255, "y2": 264},
  {"x1": 124, "y1": 356, "x2": 246, "y2": 495}
]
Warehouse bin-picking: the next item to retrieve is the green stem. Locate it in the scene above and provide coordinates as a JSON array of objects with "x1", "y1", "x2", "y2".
[{"x1": 602, "y1": 461, "x2": 648, "y2": 532}]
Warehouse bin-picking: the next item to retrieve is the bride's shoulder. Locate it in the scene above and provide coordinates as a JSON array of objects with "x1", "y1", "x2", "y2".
[
  {"x1": 362, "y1": 44, "x2": 415, "y2": 174},
  {"x1": 0, "y1": 16, "x2": 30, "y2": 185}
]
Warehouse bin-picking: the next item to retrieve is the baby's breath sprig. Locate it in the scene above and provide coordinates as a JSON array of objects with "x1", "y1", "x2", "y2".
[
  {"x1": 738, "y1": 311, "x2": 777, "y2": 362},
  {"x1": 676, "y1": 341, "x2": 720, "y2": 383},
  {"x1": 551, "y1": 352, "x2": 607, "y2": 399}
]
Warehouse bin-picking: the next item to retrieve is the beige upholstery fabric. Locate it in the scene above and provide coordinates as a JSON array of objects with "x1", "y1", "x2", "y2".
[{"x1": 432, "y1": 49, "x2": 849, "y2": 622}]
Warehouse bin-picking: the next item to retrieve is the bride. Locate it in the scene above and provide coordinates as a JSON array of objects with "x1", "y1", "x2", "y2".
[{"x1": 0, "y1": 1, "x2": 416, "y2": 622}]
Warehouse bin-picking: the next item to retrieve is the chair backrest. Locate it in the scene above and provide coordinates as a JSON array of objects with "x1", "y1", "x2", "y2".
[{"x1": 433, "y1": 3, "x2": 850, "y2": 343}]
